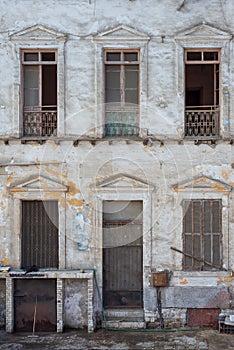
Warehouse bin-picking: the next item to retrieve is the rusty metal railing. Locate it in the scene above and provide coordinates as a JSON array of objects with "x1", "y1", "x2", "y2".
[
  {"x1": 185, "y1": 105, "x2": 219, "y2": 139},
  {"x1": 23, "y1": 106, "x2": 57, "y2": 137}
]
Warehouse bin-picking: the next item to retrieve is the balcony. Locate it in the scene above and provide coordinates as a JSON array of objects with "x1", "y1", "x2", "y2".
[
  {"x1": 23, "y1": 106, "x2": 57, "y2": 137},
  {"x1": 105, "y1": 107, "x2": 139, "y2": 137},
  {"x1": 185, "y1": 105, "x2": 220, "y2": 139}
]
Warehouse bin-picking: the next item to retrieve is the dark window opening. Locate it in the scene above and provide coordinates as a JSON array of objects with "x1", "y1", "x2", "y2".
[{"x1": 185, "y1": 50, "x2": 220, "y2": 139}]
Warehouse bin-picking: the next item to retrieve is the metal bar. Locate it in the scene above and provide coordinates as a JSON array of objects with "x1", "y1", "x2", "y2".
[{"x1": 170, "y1": 246, "x2": 220, "y2": 269}]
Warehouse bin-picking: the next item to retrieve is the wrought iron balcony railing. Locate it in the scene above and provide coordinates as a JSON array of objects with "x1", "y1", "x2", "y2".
[
  {"x1": 185, "y1": 105, "x2": 220, "y2": 139},
  {"x1": 105, "y1": 107, "x2": 139, "y2": 137},
  {"x1": 23, "y1": 106, "x2": 57, "y2": 137}
]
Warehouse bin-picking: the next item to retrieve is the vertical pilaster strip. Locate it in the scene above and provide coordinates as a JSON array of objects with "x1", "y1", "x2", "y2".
[
  {"x1": 57, "y1": 278, "x2": 63, "y2": 333},
  {"x1": 87, "y1": 276, "x2": 94, "y2": 333},
  {"x1": 6, "y1": 278, "x2": 14, "y2": 333}
]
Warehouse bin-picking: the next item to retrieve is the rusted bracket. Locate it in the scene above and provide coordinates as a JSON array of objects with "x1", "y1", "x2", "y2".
[{"x1": 170, "y1": 246, "x2": 221, "y2": 269}]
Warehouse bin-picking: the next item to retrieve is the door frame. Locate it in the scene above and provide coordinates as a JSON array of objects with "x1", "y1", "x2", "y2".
[
  {"x1": 103, "y1": 200, "x2": 143, "y2": 308},
  {"x1": 93, "y1": 174, "x2": 154, "y2": 314}
]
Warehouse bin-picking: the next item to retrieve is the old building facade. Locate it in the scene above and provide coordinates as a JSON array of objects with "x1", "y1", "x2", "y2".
[{"x1": 0, "y1": 0, "x2": 234, "y2": 332}]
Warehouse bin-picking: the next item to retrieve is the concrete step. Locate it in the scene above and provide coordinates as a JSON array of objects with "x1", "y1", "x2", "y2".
[
  {"x1": 104, "y1": 308, "x2": 144, "y2": 320},
  {"x1": 103, "y1": 320, "x2": 146, "y2": 329},
  {"x1": 103, "y1": 309, "x2": 145, "y2": 329}
]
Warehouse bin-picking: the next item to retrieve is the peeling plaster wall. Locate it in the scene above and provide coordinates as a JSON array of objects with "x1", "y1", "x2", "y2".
[
  {"x1": 0, "y1": 0, "x2": 234, "y2": 330},
  {"x1": 64, "y1": 279, "x2": 88, "y2": 329}
]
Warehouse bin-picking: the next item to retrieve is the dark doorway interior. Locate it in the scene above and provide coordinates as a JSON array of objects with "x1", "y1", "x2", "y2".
[{"x1": 14, "y1": 279, "x2": 57, "y2": 332}]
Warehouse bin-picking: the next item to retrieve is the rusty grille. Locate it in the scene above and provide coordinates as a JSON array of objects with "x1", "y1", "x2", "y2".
[{"x1": 21, "y1": 200, "x2": 58, "y2": 269}]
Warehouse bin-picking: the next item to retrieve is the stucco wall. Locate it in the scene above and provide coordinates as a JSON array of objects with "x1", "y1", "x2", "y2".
[{"x1": 0, "y1": 0, "x2": 234, "y2": 330}]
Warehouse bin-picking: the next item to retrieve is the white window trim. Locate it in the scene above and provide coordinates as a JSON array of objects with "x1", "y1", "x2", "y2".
[
  {"x1": 9, "y1": 176, "x2": 68, "y2": 269},
  {"x1": 93, "y1": 25, "x2": 150, "y2": 138},
  {"x1": 9, "y1": 25, "x2": 66, "y2": 138},
  {"x1": 175, "y1": 24, "x2": 232, "y2": 140},
  {"x1": 173, "y1": 182, "x2": 231, "y2": 271}
]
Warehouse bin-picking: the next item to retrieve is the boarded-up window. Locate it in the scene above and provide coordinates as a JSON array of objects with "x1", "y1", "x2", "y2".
[
  {"x1": 105, "y1": 50, "x2": 139, "y2": 136},
  {"x1": 21, "y1": 200, "x2": 58, "y2": 269},
  {"x1": 183, "y1": 199, "x2": 222, "y2": 270}
]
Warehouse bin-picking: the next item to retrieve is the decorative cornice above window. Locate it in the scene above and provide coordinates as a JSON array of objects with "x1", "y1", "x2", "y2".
[
  {"x1": 173, "y1": 175, "x2": 232, "y2": 192},
  {"x1": 9, "y1": 175, "x2": 68, "y2": 192},
  {"x1": 92, "y1": 173, "x2": 154, "y2": 191},
  {"x1": 175, "y1": 22, "x2": 232, "y2": 42},
  {"x1": 93, "y1": 24, "x2": 150, "y2": 42},
  {"x1": 9, "y1": 24, "x2": 67, "y2": 43}
]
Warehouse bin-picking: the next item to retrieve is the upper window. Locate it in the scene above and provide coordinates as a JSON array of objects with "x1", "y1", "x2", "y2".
[
  {"x1": 185, "y1": 49, "x2": 220, "y2": 139},
  {"x1": 105, "y1": 50, "x2": 139, "y2": 137},
  {"x1": 22, "y1": 50, "x2": 57, "y2": 137},
  {"x1": 183, "y1": 199, "x2": 222, "y2": 271}
]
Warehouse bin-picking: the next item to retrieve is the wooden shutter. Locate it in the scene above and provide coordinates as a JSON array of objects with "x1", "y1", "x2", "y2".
[
  {"x1": 21, "y1": 200, "x2": 58, "y2": 269},
  {"x1": 183, "y1": 199, "x2": 221, "y2": 270}
]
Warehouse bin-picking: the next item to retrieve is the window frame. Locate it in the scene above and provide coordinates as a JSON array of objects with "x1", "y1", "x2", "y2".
[
  {"x1": 21, "y1": 49, "x2": 58, "y2": 138},
  {"x1": 182, "y1": 198, "x2": 222, "y2": 271},
  {"x1": 184, "y1": 48, "x2": 221, "y2": 139},
  {"x1": 104, "y1": 49, "x2": 140, "y2": 137},
  {"x1": 93, "y1": 25, "x2": 150, "y2": 138},
  {"x1": 173, "y1": 176, "x2": 231, "y2": 272},
  {"x1": 9, "y1": 25, "x2": 66, "y2": 139},
  {"x1": 175, "y1": 25, "x2": 231, "y2": 140}
]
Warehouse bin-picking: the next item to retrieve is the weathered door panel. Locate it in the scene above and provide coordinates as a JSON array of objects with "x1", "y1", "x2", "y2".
[
  {"x1": 103, "y1": 241, "x2": 143, "y2": 308},
  {"x1": 14, "y1": 279, "x2": 57, "y2": 332},
  {"x1": 103, "y1": 201, "x2": 143, "y2": 308}
]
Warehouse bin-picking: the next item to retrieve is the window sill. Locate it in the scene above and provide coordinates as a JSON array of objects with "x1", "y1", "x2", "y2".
[{"x1": 173, "y1": 270, "x2": 232, "y2": 278}]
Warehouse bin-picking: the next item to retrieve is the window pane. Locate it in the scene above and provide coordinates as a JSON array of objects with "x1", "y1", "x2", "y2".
[
  {"x1": 106, "y1": 90, "x2": 121, "y2": 103},
  {"x1": 41, "y1": 52, "x2": 56, "y2": 61},
  {"x1": 24, "y1": 53, "x2": 38, "y2": 61},
  {"x1": 106, "y1": 68, "x2": 120, "y2": 89},
  {"x1": 106, "y1": 53, "x2": 121, "y2": 61},
  {"x1": 125, "y1": 66, "x2": 139, "y2": 88},
  {"x1": 124, "y1": 52, "x2": 138, "y2": 62},
  {"x1": 24, "y1": 66, "x2": 39, "y2": 106},
  {"x1": 106, "y1": 66, "x2": 120, "y2": 103},
  {"x1": 204, "y1": 51, "x2": 219, "y2": 61},
  {"x1": 187, "y1": 52, "x2": 201, "y2": 61},
  {"x1": 42, "y1": 65, "x2": 57, "y2": 106},
  {"x1": 125, "y1": 90, "x2": 138, "y2": 104}
]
